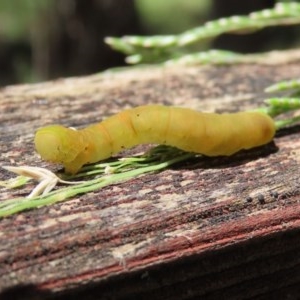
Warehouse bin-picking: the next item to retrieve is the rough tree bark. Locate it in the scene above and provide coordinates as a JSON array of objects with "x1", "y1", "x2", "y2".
[{"x1": 1, "y1": 50, "x2": 300, "y2": 299}]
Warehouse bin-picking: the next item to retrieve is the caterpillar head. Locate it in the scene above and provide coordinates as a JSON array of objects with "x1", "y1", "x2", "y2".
[{"x1": 34, "y1": 125, "x2": 87, "y2": 174}]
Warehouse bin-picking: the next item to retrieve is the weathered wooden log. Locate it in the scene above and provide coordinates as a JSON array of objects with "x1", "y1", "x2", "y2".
[{"x1": 1, "y1": 55, "x2": 300, "y2": 299}]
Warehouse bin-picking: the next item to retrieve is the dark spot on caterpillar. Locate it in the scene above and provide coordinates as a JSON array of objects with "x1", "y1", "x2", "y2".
[{"x1": 257, "y1": 193, "x2": 265, "y2": 204}]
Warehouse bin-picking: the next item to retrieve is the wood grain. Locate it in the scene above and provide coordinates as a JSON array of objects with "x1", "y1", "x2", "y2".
[{"x1": 1, "y1": 60, "x2": 300, "y2": 299}]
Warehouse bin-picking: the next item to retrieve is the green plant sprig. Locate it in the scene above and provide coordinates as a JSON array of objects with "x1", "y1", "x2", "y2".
[
  {"x1": 0, "y1": 147, "x2": 194, "y2": 217},
  {"x1": 105, "y1": 2, "x2": 300, "y2": 64},
  {"x1": 265, "y1": 79, "x2": 300, "y2": 93}
]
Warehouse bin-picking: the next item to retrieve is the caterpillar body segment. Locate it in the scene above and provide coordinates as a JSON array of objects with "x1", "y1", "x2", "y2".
[{"x1": 34, "y1": 105, "x2": 276, "y2": 174}]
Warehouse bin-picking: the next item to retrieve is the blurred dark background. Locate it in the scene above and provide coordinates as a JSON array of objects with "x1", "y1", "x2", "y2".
[{"x1": 0, "y1": 0, "x2": 299, "y2": 87}]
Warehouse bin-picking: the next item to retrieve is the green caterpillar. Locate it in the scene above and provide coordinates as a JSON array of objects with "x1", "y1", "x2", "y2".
[{"x1": 34, "y1": 105, "x2": 275, "y2": 174}]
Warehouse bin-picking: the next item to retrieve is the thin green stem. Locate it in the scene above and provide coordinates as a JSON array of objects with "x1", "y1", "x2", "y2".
[
  {"x1": 0, "y1": 151, "x2": 194, "y2": 217},
  {"x1": 275, "y1": 116, "x2": 300, "y2": 129},
  {"x1": 259, "y1": 95, "x2": 300, "y2": 129}
]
